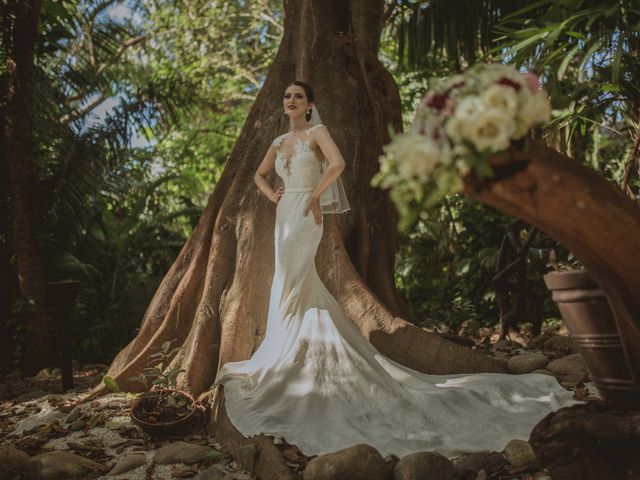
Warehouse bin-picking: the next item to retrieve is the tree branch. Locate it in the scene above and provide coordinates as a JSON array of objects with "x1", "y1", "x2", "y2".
[
  {"x1": 60, "y1": 93, "x2": 108, "y2": 124},
  {"x1": 96, "y1": 33, "x2": 148, "y2": 76}
]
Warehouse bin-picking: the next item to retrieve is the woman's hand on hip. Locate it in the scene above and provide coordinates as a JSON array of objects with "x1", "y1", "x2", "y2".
[
  {"x1": 303, "y1": 194, "x2": 322, "y2": 225},
  {"x1": 269, "y1": 186, "x2": 285, "y2": 204}
]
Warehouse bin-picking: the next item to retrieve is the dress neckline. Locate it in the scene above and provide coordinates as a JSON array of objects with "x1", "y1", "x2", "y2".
[
  {"x1": 276, "y1": 124, "x2": 323, "y2": 153},
  {"x1": 276, "y1": 124, "x2": 325, "y2": 175},
  {"x1": 283, "y1": 124, "x2": 322, "y2": 143}
]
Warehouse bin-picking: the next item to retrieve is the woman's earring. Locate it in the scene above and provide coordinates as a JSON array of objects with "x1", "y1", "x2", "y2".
[{"x1": 307, "y1": 109, "x2": 311, "y2": 115}]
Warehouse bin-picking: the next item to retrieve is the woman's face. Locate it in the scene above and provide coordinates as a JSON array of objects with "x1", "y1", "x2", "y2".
[{"x1": 283, "y1": 85, "x2": 313, "y2": 120}]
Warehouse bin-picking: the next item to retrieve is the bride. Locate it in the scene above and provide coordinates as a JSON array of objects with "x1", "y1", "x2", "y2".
[{"x1": 213, "y1": 80, "x2": 577, "y2": 458}]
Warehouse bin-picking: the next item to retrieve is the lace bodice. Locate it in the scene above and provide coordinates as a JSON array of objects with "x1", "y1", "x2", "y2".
[{"x1": 272, "y1": 124, "x2": 326, "y2": 191}]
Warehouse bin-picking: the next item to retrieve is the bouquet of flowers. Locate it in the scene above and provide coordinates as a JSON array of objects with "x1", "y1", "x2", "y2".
[{"x1": 372, "y1": 63, "x2": 551, "y2": 228}]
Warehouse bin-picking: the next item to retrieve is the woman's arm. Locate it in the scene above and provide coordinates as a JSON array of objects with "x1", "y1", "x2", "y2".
[
  {"x1": 303, "y1": 125, "x2": 346, "y2": 225},
  {"x1": 254, "y1": 145, "x2": 284, "y2": 203},
  {"x1": 310, "y1": 125, "x2": 346, "y2": 200}
]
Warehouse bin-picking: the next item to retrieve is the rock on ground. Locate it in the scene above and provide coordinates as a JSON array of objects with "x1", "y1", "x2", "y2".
[
  {"x1": 543, "y1": 335, "x2": 576, "y2": 355},
  {"x1": 303, "y1": 444, "x2": 392, "y2": 480},
  {"x1": 504, "y1": 439, "x2": 537, "y2": 469},
  {"x1": 507, "y1": 354, "x2": 549, "y2": 374},
  {"x1": 107, "y1": 453, "x2": 147, "y2": 476},
  {"x1": 0, "y1": 445, "x2": 30, "y2": 480},
  {"x1": 452, "y1": 451, "x2": 506, "y2": 475},
  {"x1": 527, "y1": 333, "x2": 555, "y2": 350},
  {"x1": 546, "y1": 354, "x2": 589, "y2": 383},
  {"x1": 154, "y1": 441, "x2": 224, "y2": 465},
  {"x1": 394, "y1": 451, "x2": 458, "y2": 480},
  {"x1": 65, "y1": 406, "x2": 83, "y2": 423},
  {"x1": 23, "y1": 450, "x2": 102, "y2": 480}
]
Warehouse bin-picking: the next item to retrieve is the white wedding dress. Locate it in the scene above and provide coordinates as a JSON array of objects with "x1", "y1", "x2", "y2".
[{"x1": 214, "y1": 124, "x2": 577, "y2": 458}]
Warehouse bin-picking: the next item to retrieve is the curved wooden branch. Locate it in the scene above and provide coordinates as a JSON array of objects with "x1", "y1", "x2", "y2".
[{"x1": 463, "y1": 141, "x2": 640, "y2": 389}]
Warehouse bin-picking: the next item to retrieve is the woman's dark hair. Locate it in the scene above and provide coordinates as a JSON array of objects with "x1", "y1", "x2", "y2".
[{"x1": 290, "y1": 80, "x2": 314, "y2": 121}]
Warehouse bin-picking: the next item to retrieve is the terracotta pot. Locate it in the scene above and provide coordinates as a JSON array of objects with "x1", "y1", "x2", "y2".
[
  {"x1": 544, "y1": 269, "x2": 640, "y2": 408},
  {"x1": 130, "y1": 388, "x2": 198, "y2": 436}
]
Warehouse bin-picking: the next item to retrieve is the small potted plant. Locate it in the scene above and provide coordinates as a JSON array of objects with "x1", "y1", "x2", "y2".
[
  {"x1": 125, "y1": 340, "x2": 199, "y2": 436},
  {"x1": 543, "y1": 250, "x2": 640, "y2": 407}
]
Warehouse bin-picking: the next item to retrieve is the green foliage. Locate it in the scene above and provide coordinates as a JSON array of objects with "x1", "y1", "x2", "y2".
[
  {"x1": 395, "y1": 195, "x2": 561, "y2": 331},
  {"x1": 394, "y1": 197, "x2": 504, "y2": 329},
  {"x1": 385, "y1": 0, "x2": 532, "y2": 70},
  {"x1": 103, "y1": 375, "x2": 121, "y2": 392},
  {"x1": 128, "y1": 339, "x2": 185, "y2": 391},
  {"x1": 493, "y1": 0, "x2": 640, "y2": 189},
  {"x1": 1, "y1": 0, "x2": 282, "y2": 370}
]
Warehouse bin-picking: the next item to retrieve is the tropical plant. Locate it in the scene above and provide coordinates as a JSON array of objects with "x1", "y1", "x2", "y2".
[
  {"x1": 127, "y1": 339, "x2": 186, "y2": 393},
  {"x1": 1, "y1": 0, "x2": 283, "y2": 370},
  {"x1": 493, "y1": 0, "x2": 640, "y2": 169}
]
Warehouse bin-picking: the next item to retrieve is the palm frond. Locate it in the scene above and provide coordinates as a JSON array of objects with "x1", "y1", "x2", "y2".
[{"x1": 386, "y1": 0, "x2": 534, "y2": 69}]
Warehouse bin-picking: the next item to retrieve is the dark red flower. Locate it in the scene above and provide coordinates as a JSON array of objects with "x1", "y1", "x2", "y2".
[
  {"x1": 425, "y1": 81, "x2": 465, "y2": 111},
  {"x1": 497, "y1": 77, "x2": 522, "y2": 92},
  {"x1": 426, "y1": 93, "x2": 449, "y2": 111}
]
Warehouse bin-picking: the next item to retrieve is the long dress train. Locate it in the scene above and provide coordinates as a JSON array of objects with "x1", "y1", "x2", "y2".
[{"x1": 214, "y1": 124, "x2": 577, "y2": 458}]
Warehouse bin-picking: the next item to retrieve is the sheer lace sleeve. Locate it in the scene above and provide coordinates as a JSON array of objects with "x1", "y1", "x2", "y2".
[
  {"x1": 307, "y1": 124, "x2": 326, "y2": 135},
  {"x1": 271, "y1": 133, "x2": 287, "y2": 149}
]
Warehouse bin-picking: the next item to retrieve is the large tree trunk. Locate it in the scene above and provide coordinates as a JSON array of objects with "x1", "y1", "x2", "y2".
[
  {"x1": 4, "y1": 0, "x2": 48, "y2": 374},
  {"x1": 464, "y1": 141, "x2": 640, "y2": 391},
  {"x1": 90, "y1": 0, "x2": 505, "y2": 400}
]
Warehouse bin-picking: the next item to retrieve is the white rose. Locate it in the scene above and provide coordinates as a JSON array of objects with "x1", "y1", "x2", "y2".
[
  {"x1": 478, "y1": 65, "x2": 523, "y2": 87},
  {"x1": 454, "y1": 96, "x2": 485, "y2": 119},
  {"x1": 514, "y1": 91, "x2": 551, "y2": 138},
  {"x1": 466, "y1": 108, "x2": 515, "y2": 152},
  {"x1": 397, "y1": 135, "x2": 442, "y2": 179},
  {"x1": 445, "y1": 97, "x2": 488, "y2": 145},
  {"x1": 481, "y1": 84, "x2": 519, "y2": 117},
  {"x1": 524, "y1": 91, "x2": 551, "y2": 125},
  {"x1": 444, "y1": 116, "x2": 468, "y2": 143},
  {"x1": 453, "y1": 144, "x2": 471, "y2": 158}
]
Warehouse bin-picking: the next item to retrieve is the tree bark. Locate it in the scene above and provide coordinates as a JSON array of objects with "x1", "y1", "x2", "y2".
[
  {"x1": 4, "y1": 0, "x2": 48, "y2": 374},
  {"x1": 530, "y1": 403, "x2": 640, "y2": 480},
  {"x1": 464, "y1": 141, "x2": 640, "y2": 392}
]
